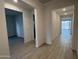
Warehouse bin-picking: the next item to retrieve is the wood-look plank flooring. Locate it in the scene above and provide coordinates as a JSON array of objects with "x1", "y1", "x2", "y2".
[{"x1": 9, "y1": 30, "x2": 77, "y2": 59}]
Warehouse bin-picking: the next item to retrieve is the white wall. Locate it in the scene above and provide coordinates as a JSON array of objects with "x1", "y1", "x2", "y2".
[
  {"x1": 45, "y1": 9, "x2": 52, "y2": 44},
  {"x1": 45, "y1": 9, "x2": 61, "y2": 44},
  {"x1": 0, "y1": 1, "x2": 10, "y2": 59},
  {"x1": 52, "y1": 11, "x2": 61, "y2": 41},
  {"x1": 6, "y1": 15, "x2": 17, "y2": 37},
  {"x1": 15, "y1": 14, "x2": 24, "y2": 38},
  {"x1": 23, "y1": 0, "x2": 46, "y2": 47}
]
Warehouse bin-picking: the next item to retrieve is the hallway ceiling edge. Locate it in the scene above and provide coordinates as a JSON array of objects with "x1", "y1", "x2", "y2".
[{"x1": 39, "y1": 0, "x2": 52, "y2": 4}]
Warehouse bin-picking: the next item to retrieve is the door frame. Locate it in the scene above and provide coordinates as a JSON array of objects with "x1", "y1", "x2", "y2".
[{"x1": 5, "y1": 8, "x2": 24, "y2": 39}]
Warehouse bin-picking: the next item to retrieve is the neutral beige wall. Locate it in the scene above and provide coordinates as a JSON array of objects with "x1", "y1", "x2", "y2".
[
  {"x1": 45, "y1": 9, "x2": 53, "y2": 44},
  {"x1": 23, "y1": 0, "x2": 46, "y2": 47},
  {"x1": 34, "y1": 9, "x2": 46, "y2": 47},
  {"x1": 52, "y1": 11, "x2": 61, "y2": 40},
  {"x1": 45, "y1": 9, "x2": 61, "y2": 44},
  {"x1": 0, "y1": 1, "x2": 10, "y2": 59}
]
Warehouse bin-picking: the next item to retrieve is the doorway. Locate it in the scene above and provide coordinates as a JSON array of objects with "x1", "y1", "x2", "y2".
[
  {"x1": 61, "y1": 19, "x2": 72, "y2": 35},
  {"x1": 33, "y1": 14, "x2": 36, "y2": 39},
  {"x1": 5, "y1": 8, "x2": 24, "y2": 55},
  {"x1": 60, "y1": 17, "x2": 72, "y2": 45}
]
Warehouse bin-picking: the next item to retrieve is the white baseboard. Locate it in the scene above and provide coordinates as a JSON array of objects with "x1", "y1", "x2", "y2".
[
  {"x1": 36, "y1": 44, "x2": 39, "y2": 48},
  {"x1": 46, "y1": 41, "x2": 52, "y2": 45},
  {"x1": 0, "y1": 55, "x2": 10, "y2": 59}
]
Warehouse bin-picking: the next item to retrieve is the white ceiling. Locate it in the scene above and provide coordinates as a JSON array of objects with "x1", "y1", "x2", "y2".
[
  {"x1": 38, "y1": 0, "x2": 73, "y2": 5},
  {"x1": 4, "y1": 0, "x2": 34, "y2": 10},
  {"x1": 56, "y1": 6, "x2": 74, "y2": 16},
  {"x1": 39, "y1": 0, "x2": 52, "y2": 4}
]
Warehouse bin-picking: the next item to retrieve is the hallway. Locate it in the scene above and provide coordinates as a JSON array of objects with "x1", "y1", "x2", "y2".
[
  {"x1": 0, "y1": 0, "x2": 77, "y2": 59},
  {"x1": 9, "y1": 29, "x2": 77, "y2": 59}
]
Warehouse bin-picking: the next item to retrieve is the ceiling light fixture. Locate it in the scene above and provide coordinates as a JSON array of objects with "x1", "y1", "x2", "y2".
[
  {"x1": 13, "y1": 0, "x2": 18, "y2": 3},
  {"x1": 62, "y1": 8, "x2": 66, "y2": 11}
]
